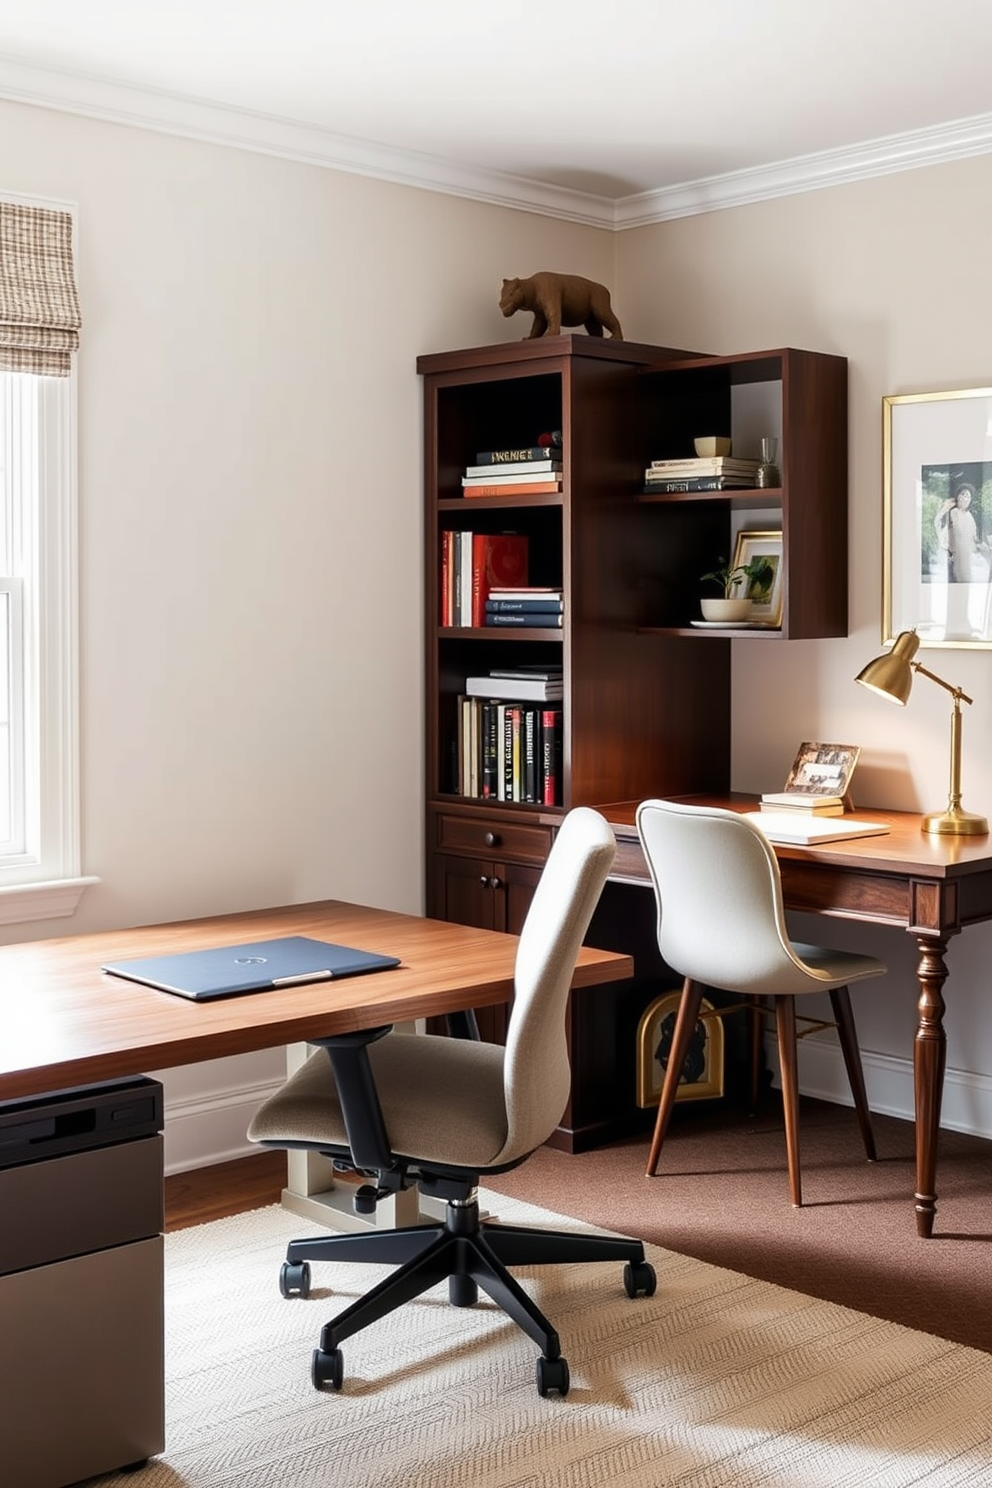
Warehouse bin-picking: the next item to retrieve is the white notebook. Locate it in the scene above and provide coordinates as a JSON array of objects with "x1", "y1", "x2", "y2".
[{"x1": 744, "y1": 812, "x2": 889, "y2": 846}]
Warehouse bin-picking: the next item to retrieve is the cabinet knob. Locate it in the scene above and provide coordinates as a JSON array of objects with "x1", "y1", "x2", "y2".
[
  {"x1": 479, "y1": 875, "x2": 489, "y2": 886},
  {"x1": 489, "y1": 876, "x2": 501, "y2": 890},
  {"x1": 484, "y1": 831, "x2": 500, "y2": 848}
]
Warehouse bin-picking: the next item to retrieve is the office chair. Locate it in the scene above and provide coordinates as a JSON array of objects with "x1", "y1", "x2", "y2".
[
  {"x1": 636, "y1": 799, "x2": 885, "y2": 1207},
  {"x1": 248, "y1": 807, "x2": 656, "y2": 1398}
]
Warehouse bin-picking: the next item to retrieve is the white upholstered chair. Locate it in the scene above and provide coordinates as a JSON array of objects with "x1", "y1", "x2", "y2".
[
  {"x1": 248, "y1": 807, "x2": 656, "y2": 1398},
  {"x1": 636, "y1": 798, "x2": 885, "y2": 1206}
]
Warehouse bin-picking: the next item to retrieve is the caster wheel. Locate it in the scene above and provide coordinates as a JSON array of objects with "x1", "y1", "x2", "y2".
[
  {"x1": 279, "y1": 1260, "x2": 311, "y2": 1299},
  {"x1": 623, "y1": 1260, "x2": 657, "y2": 1298},
  {"x1": 312, "y1": 1346, "x2": 343, "y2": 1391},
  {"x1": 536, "y1": 1354, "x2": 570, "y2": 1398},
  {"x1": 448, "y1": 1273, "x2": 479, "y2": 1308}
]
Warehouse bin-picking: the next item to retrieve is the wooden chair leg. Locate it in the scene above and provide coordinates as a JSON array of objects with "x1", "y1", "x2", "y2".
[
  {"x1": 645, "y1": 979, "x2": 705, "y2": 1177},
  {"x1": 775, "y1": 995, "x2": 803, "y2": 1207},
  {"x1": 828, "y1": 986, "x2": 877, "y2": 1162},
  {"x1": 748, "y1": 1000, "x2": 765, "y2": 1116}
]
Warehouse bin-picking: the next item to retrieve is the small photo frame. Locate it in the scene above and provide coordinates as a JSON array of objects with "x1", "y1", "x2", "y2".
[
  {"x1": 636, "y1": 991, "x2": 724, "y2": 1108},
  {"x1": 783, "y1": 741, "x2": 860, "y2": 800},
  {"x1": 733, "y1": 529, "x2": 784, "y2": 628}
]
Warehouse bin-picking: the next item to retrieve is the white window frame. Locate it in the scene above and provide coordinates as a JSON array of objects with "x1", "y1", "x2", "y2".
[{"x1": 0, "y1": 198, "x2": 96, "y2": 923}]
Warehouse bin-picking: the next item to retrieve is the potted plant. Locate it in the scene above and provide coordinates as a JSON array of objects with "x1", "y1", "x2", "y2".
[{"x1": 699, "y1": 556, "x2": 774, "y2": 622}]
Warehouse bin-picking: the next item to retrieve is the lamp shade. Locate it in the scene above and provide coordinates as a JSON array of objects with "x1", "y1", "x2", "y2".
[{"x1": 854, "y1": 630, "x2": 920, "y2": 705}]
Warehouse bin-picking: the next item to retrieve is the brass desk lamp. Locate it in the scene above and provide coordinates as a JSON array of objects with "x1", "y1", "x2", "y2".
[{"x1": 855, "y1": 630, "x2": 988, "y2": 836}]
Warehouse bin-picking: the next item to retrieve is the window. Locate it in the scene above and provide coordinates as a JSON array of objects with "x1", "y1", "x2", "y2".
[{"x1": 0, "y1": 198, "x2": 94, "y2": 922}]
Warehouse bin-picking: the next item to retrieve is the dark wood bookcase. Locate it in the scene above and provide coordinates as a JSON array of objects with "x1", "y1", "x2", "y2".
[{"x1": 417, "y1": 335, "x2": 848, "y2": 1150}]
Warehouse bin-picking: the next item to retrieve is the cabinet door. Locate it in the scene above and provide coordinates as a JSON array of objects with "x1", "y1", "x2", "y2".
[{"x1": 430, "y1": 853, "x2": 542, "y2": 1042}]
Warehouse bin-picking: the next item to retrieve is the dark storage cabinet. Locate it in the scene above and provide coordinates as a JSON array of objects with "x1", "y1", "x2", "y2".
[{"x1": 0, "y1": 1077, "x2": 165, "y2": 1488}]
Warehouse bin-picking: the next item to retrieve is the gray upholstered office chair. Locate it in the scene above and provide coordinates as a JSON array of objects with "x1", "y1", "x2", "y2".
[
  {"x1": 248, "y1": 807, "x2": 656, "y2": 1398},
  {"x1": 636, "y1": 798, "x2": 885, "y2": 1207}
]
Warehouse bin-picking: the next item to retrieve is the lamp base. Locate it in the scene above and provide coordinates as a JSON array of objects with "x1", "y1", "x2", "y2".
[{"x1": 921, "y1": 805, "x2": 990, "y2": 836}]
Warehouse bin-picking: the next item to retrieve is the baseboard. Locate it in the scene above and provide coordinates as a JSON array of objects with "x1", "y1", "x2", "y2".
[
  {"x1": 789, "y1": 1036, "x2": 992, "y2": 1142},
  {"x1": 162, "y1": 1077, "x2": 284, "y2": 1176}
]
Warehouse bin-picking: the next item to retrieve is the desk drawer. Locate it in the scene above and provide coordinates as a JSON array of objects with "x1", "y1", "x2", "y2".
[{"x1": 435, "y1": 813, "x2": 554, "y2": 864}]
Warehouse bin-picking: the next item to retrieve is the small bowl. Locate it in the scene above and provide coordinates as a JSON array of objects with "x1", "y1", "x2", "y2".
[
  {"x1": 694, "y1": 436, "x2": 732, "y2": 458},
  {"x1": 700, "y1": 597, "x2": 752, "y2": 623}
]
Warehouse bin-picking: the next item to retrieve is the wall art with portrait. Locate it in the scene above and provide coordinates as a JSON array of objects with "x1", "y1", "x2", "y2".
[
  {"x1": 635, "y1": 990, "x2": 725, "y2": 1107},
  {"x1": 884, "y1": 387, "x2": 992, "y2": 648}
]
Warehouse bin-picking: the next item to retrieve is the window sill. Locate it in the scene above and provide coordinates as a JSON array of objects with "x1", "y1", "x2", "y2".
[{"x1": 0, "y1": 875, "x2": 100, "y2": 925}]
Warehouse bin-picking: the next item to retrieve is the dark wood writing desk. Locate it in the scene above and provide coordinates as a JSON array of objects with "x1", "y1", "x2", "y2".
[
  {"x1": 0, "y1": 897, "x2": 630, "y2": 1103},
  {"x1": 598, "y1": 794, "x2": 992, "y2": 1238}
]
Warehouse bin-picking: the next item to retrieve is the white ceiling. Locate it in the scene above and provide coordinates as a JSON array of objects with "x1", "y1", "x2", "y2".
[{"x1": 4, "y1": 1, "x2": 992, "y2": 226}]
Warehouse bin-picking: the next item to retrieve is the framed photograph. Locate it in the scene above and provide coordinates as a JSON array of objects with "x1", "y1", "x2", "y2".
[
  {"x1": 636, "y1": 991, "x2": 724, "y2": 1108},
  {"x1": 732, "y1": 529, "x2": 784, "y2": 628},
  {"x1": 782, "y1": 740, "x2": 860, "y2": 799},
  {"x1": 883, "y1": 387, "x2": 992, "y2": 648}
]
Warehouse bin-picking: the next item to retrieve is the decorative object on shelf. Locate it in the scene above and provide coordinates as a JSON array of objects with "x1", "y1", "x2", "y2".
[
  {"x1": 499, "y1": 272, "x2": 623, "y2": 340},
  {"x1": 882, "y1": 386, "x2": 992, "y2": 647},
  {"x1": 699, "y1": 549, "x2": 781, "y2": 623},
  {"x1": 636, "y1": 991, "x2": 724, "y2": 1107},
  {"x1": 694, "y1": 436, "x2": 732, "y2": 458},
  {"x1": 855, "y1": 629, "x2": 989, "y2": 836},
  {"x1": 755, "y1": 436, "x2": 781, "y2": 488},
  {"x1": 731, "y1": 530, "x2": 784, "y2": 627}
]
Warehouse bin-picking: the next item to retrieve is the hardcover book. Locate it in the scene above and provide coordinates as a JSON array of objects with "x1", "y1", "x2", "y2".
[{"x1": 470, "y1": 532, "x2": 529, "y2": 626}]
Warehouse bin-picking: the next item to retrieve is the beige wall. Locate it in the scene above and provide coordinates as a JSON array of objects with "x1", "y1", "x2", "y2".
[
  {"x1": 0, "y1": 97, "x2": 615, "y2": 1166},
  {"x1": 617, "y1": 156, "x2": 992, "y2": 1135},
  {"x1": 5, "y1": 93, "x2": 992, "y2": 1161}
]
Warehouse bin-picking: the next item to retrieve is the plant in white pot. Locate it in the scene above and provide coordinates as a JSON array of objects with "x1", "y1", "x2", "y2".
[{"x1": 699, "y1": 556, "x2": 774, "y2": 623}]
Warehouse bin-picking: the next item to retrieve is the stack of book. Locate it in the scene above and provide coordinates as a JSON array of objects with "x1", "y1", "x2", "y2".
[
  {"x1": 484, "y1": 586, "x2": 563, "y2": 628},
  {"x1": 642, "y1": 456, "x2": 760, "y2": 494},
  {"x1": 759, "y1": 791, "x2": 846, "y2": 817},
  {"x1": 456, "y1": 678, "x2": 563, "y2": 803},
  {"x1": 462, "y1": 437, "x2": 563, "y2": 498},
  {"x1": 439, "y1": 531, "x2": 528, "y2": 627}
]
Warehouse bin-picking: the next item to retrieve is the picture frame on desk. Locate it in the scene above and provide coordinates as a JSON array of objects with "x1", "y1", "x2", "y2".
[
  {"x1": 883, "y1": 386, "x2": 992, "y2": 648},
  {"x1": 635, "y1": 991, "x2": 724, "y2": 1108},
  {"x1": 732, "y1": 529, "x2": 784, "y2": 628}
]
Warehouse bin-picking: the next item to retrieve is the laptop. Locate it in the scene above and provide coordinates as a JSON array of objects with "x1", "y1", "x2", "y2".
[{"x1": 101, "y1": 935, "x2": 401, "y2": 1001}]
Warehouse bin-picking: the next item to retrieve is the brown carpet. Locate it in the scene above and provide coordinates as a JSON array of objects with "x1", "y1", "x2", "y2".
[{"x1": 485, "y1": 1096, "x2": 992, "y2": 1355}]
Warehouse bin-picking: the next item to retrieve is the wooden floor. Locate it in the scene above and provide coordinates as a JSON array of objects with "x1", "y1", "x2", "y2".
[{"x1": 164, "y1": 1151, "x2": 286, "y2": 1231}]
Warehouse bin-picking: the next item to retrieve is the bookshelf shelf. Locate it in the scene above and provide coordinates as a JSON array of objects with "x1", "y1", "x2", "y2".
[{"x1": 417, "y1": 333, "x2": 848, "y2": 1148}]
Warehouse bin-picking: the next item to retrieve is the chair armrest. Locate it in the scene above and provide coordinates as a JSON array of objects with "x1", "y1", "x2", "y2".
[{"x1": 309, "y1": 1027, "x2": 395, "y2": 1174}]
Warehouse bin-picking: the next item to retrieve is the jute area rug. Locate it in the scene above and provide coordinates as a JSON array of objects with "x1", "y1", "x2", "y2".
[{"x1": 103, "y1": 1195, "x2": 992, "y2": 1488}]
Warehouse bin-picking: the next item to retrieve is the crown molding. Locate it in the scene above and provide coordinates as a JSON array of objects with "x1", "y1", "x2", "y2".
[
  {"x1": 3, "y1": 54, "x2": 992, "y2": 231},
  {"x1": 615, "y1": 112, "x2": 992, "y2": 228},
  {"x1": 0, "y1": 55, "x2": 617, "y2": 228}
]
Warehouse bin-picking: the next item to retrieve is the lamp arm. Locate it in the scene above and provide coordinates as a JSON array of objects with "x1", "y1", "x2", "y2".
[{"x1": 912, "y1": 661, "x2": 974, "y2": 707}]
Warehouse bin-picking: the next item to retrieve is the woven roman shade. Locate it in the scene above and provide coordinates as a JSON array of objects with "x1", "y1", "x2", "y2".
[{"x1": 0, "y1": 202, "x2": 80, "y2": 376}]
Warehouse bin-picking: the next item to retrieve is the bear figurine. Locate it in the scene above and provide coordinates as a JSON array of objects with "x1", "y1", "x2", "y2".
[{"x1": 499, "y1": 272, "x2": 623, "y2": 340}]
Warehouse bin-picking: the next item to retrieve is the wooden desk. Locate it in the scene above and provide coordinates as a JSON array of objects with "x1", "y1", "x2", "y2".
[
  {"x1": 599, "y1": 795, "x2": 992, "y2": 1239},
  {"x1": 0, "y1": 897, "x2": 630, "y2": 1103}
]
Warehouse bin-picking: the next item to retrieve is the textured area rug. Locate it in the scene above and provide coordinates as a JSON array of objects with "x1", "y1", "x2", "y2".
[{"x1": 103, "y1": 1197, "x2": 992, "y2": 1488}]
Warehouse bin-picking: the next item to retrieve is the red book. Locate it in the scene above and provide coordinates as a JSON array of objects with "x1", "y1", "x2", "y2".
[{"x1": 471, "y1": 533, "x2": 528, "y2": 627}]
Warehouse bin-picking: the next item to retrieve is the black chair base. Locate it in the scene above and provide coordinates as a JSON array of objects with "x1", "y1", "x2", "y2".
[{"x1": 281, "y1": 1193, "x2": 656, "y2": 1396}]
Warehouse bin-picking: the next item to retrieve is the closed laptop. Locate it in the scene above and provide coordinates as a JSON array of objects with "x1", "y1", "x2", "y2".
[{"x1": 101, "y1": 935, "x2": 400, "y2": 1001}]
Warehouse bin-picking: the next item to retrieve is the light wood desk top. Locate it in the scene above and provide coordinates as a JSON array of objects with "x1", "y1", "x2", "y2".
[{"x1": 0, "y1": 898, "x2": 632, "y2": 1104}]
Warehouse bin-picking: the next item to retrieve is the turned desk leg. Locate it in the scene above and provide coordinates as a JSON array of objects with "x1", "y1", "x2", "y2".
[{"x1": 913, "y1": 935, "x2": 950, "y2": 1239}]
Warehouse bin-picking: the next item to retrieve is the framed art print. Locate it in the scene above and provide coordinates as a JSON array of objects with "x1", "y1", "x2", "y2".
[
  {"x1": 636, "y1": 991, "x2": 724, "y2": 1107},
  {"x1": 883, "y1": 387, "x2": 992, "y2": 648},
  {"x1": 732, "y1": 529, "x2": 784, "y2": 628}
]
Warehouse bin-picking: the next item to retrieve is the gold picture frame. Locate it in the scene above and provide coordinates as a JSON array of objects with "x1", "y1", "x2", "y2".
[
  {"x1": 883, "y1": 387, "x2": 992, "y2": 648},
  {"x1": 636, "y1": 991, "x2": 724, "y2": 1108},
  {"x1": 732, "y1": 529, "x2": 784, "y2": 628}
]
